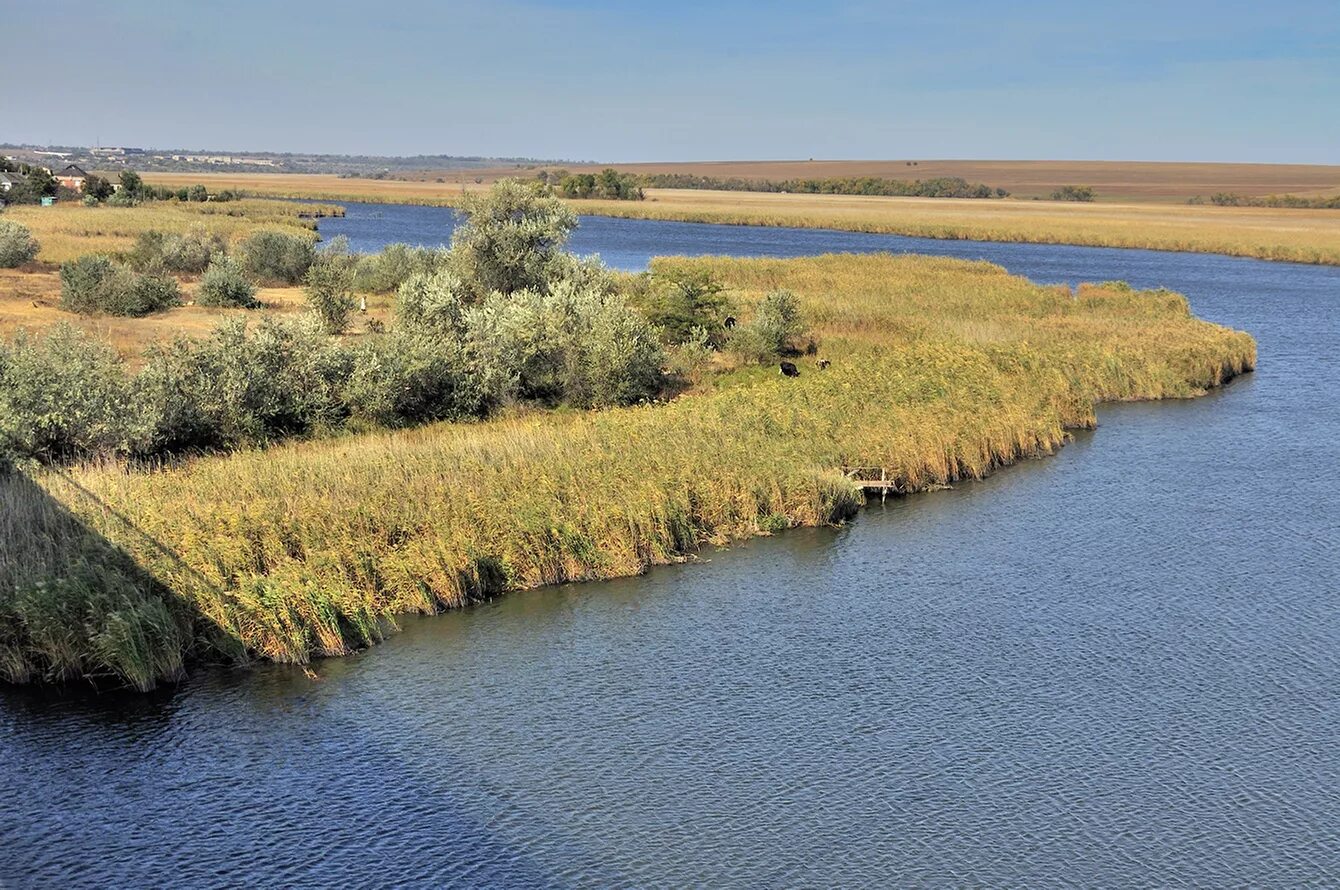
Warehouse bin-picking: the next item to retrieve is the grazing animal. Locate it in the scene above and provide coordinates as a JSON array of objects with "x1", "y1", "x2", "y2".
[
  {"x1": 724, "y1": 315, "x2": 737, "y2": 329},
  {"x1": 779, "y1": 361, "x2": 800, "y2": 378},
  {"x1": 817, "y1": 359, "x2": 831, "y2": 370}
]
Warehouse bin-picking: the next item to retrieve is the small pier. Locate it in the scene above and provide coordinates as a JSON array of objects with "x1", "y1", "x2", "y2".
[{"x1": 843, "y1": 467, "x2": 898, "y2": 502}]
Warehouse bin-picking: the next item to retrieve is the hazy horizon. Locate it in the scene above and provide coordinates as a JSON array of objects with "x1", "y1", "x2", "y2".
[{"x1": 3, "y1": 0, "x2": 1337, "y2": 165}]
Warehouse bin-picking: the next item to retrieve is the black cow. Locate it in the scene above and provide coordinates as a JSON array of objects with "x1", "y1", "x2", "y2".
[
  {"x1": 724, "y1": 316, "x2": 737, "y2": 329},
  {"x1": 779, "y1": 361, "x2": 800, "y2": 378},
  {"x1": 817, "y1": 359, "x2": 831, "y2": 370}
]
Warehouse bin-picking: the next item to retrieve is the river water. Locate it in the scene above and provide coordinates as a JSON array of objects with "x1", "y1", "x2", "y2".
[{"x1": 3, "y1": 204, "x2": 1339, "y2": 887}]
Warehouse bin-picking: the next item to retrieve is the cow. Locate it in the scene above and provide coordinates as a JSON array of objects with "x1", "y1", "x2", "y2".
[
  {"x1": 817, "y1": 359, "x2": 831, "y2": 370},
  {"x1": 779, "y1": 361, "x2": 800, "y2": 378},
  {"x1": 724, "y1": 315, "x2": 737, "y2": 329}
]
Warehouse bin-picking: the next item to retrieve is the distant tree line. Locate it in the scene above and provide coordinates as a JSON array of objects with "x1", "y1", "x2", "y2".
[
  {"x1": 538, "y1": 168, "x2": 644, "y2": 200},
  {"x1": 633, "y1": 174, "x2": 1009, "y2": 199},
  {"x1": 1189, "y1": 192, "x2": 1340, "y2": 209}
]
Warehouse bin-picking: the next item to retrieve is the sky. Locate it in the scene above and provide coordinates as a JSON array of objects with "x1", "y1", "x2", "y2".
[{"x1": 3, "y1": 0, "x2": 1337, "y2": 163}]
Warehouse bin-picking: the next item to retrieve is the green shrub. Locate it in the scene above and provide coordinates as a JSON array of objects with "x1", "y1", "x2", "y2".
[
  {"x1": 0, "y1": 220, "x2": 39, "y2": 268},
  {"x1": 198, "y1": 253, "x2": 259, "y2": 308},
  {"x1": 304, "y1": 244, "x2": 358, "y2": 334},
  {"x1": 239, "y1": 229, "x2": 316, "y2": 284},
  {"x1": 344, "y1": 331, "x2": 483, "y2": 428},
  {"x1": 1052, "y1": 185, "x2": 1096, "y2": 202},
  {"x1": 728, "y1": 289, "x2": 806, "y2": 362},
  {"x1": 396, "y1": 269, "x2": 470, "y2": 335},
  {"x1": 59, "y1": 255, "x2": 181, "y2": 317},
  {"x1": 128, "y1": 226, "x2": 226, "y2": 274},
  {"x1": 451, "y1": 179, "x2": 578, "y2": 298},
  {"x1": 353, "y1": 243, "x2": 452, "y2": 293},
  {"x1": 0, "y1": 324, "x2": 134, "y2": 461},
  {"x1": 637, "y1": 268, "x2": 730, "y2": 345},
  {"x1": 136, "y1": 317, "x2": 351, "y2": 452},
  {"x1": 466, "y1": 281, "x2": 664, "y2": 408}
]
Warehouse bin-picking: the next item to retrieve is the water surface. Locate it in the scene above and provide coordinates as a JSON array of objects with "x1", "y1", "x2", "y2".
[{"x1": 3, "y1": 208, "x2": 1339, "y2": 887}]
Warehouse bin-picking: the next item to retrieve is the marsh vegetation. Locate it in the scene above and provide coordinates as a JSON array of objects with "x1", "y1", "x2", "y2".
[{"x1": 0, "y1": 182, "x2": 1256, "y2": 688}]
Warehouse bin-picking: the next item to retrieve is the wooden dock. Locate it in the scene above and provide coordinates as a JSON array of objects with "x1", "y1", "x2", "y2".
[{"x1": 843, "y1": 466, "x2": 898, "y2": 502}]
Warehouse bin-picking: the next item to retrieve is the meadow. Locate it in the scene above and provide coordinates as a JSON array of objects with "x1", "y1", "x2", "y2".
[
  {"x1": 138, "y1": 172, "x2": 1340, "y2": 266},
  {"x1": 1, "y1": 253, "x2": 1255, "y2": 690},
  {"x1": 3, "y1": 198, "x2": 341, "y2": 265}
]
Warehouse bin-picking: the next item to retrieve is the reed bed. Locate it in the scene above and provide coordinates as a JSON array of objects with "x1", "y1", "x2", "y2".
[{"x1": 0, "y1": 254, "x2": 1256, "y2": 689}]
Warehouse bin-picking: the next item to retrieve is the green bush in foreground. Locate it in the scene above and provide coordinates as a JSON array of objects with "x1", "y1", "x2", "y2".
[
  {"x1": 0, "y1": 220, "x2": 39, "y2": 268},
  {"x1": 197, "y1": 253, "x2": 258, "y2": 308},
  {"x1": 0, "y1": 325, "x2": 133, "y2": 461},
  {"x1": 59, "y1": 255, "x2": 180, "y2": 317}
]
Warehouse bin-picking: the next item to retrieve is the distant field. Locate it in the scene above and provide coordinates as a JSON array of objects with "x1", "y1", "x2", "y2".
[
  {"x1": 444, "y1": 159, "x2": 1340, "y2": 203},
  {"x1": 123, "y1": 170, "x2": 1340, "y2": 266}
]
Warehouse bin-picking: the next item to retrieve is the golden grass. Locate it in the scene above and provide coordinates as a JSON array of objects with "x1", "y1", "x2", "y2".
[
  {"x1": 138, "y1": 172, "x2": 1340, "y2": 265},
  {"x1": 3, "y1": 198, "x2": 340, "y2": 264},
  {"x1": 0, "y1": 268, "x2": 390, "y2": 359},
  {"x1": 1, "y1": 253, "x2": 1255, "y2": 689}
]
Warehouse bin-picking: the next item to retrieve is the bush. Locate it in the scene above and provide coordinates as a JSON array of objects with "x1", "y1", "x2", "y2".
[
  {"x1": 128, "y1": 226, "x2": 226, "y2": 274},
  {"x1": 466, "y1": 281, "x2": 664, "y2": 408},
  {"x1": 239, "y1": 229, "x2": 316, "y2": 284},
  {"x1": 353, "y1": 243, "x2": 452, "y2": 293},
  {"x1": 637, "y1": 268, "x2": 730, "y2": 345},
  {"x1": 396, "y1": 269, "x2": 470, "y2": 335},
  {"x1": 198, "y1": 253, "x2": 258, "y2": 308},
  {"x1": 59, "y1": 255, "x2": 180, "y2": 317},
  {"x1": 451, "y1": 179, "x2": 578, "y2": 299},
  {"x1": 728, "y1": 289, "x2": 806, "y2": 362},
  {"x1": 1052, "y1": 185, "x2": 1096, "y2": 202},
  {"x1": 344, "y1": 331, "x2": 482, "y2": 428},
  {"x1": 0, "y1": 220, "x2": 39, "y2": 268},
  {"x1": 0, "y1": 325, "x2": 134, "y2": 461},
  {"x1": 304, "y1": 242, "x2": 358, "y2": 333},
  {"x1": 136, "y1": 317, "x2": 351, "y2": 452}
]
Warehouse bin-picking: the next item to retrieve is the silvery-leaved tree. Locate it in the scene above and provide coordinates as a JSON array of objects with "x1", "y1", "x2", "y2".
[{"x1": 450, "y1": 179, "x2": 578, "y2": 300}]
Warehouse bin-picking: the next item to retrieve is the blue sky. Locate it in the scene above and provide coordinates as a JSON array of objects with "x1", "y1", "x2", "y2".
[{"x1": 3, "y1": 0, "x2": 1337, "y2": 162}]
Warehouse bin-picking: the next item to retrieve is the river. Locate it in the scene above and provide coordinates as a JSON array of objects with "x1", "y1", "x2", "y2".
[{"x1": 3, "y1": 204, "x2": 1338, "y2": 887}]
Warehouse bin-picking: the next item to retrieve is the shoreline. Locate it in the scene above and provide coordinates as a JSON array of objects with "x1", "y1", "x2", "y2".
[{"x1": 1, "y1": 254, "x2": 1258, "y2": 692}]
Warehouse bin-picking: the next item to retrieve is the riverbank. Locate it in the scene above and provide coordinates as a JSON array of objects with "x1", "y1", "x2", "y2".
[
  {"x1": 138, "y1": 172, "x2": 1340, "y2": 266},
  {"x1": 0, "y1": 253, "x2": 1256, "y2": 690}
]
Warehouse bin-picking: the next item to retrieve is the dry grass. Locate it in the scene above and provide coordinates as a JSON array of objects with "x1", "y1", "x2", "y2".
[
  {"x1": 0, "y1": 269, "x2": 390, "y2": 358},
  {"x1": 585, "y1": 190, "x2": 1340, "y2": 266},
  {"x1": 3, "y1": 199, "x2": 339, "y2": 265},
  {"x1": 1, "y1": 253, "x2": 1255, "y2": 689}
]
